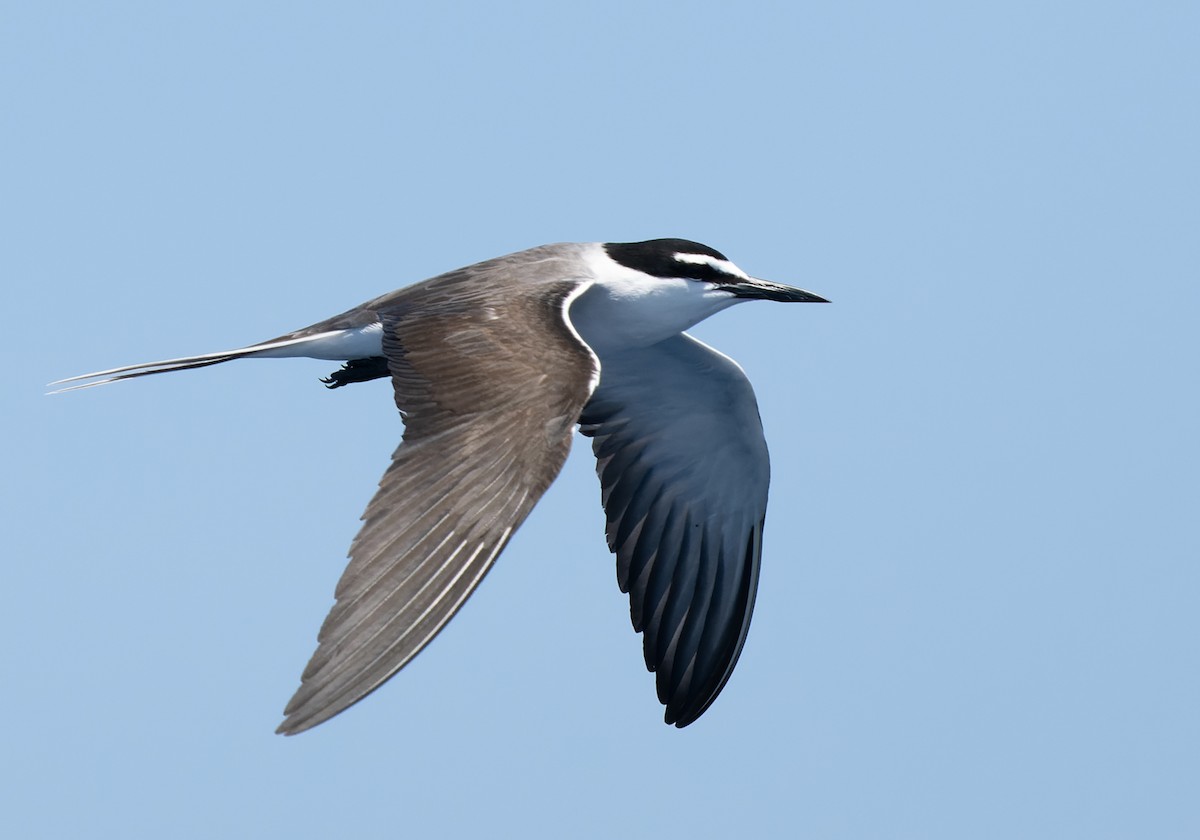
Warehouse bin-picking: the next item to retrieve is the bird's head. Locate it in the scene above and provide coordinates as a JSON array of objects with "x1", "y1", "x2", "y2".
[
  {"x1": 602, "y1": 238, "x2": 829, "y2": 304},
  {"x1": 571, "y1": 238, "x2": 827, "y2": 351}
]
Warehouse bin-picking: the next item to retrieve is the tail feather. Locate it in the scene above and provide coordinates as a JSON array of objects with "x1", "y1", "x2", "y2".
[
  {"x1": 47, "y1": 329, "x2": 350, "y2": 394},
  {"x1": 47, "y1": 355, "x2": 243, "y2": 393}
]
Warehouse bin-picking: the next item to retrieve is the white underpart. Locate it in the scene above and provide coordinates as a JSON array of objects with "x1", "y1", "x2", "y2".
[
  {"x1": 570, "y1": 244, "x2": 744, "y2": 353},
  {"x1": 252, "y1": 322, "x2": 384, "y2": 360}
]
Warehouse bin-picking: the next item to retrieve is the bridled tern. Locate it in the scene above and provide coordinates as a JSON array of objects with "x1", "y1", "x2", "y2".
[{"x1": 52, "y1": 238, "x2": 828, "y2": 734}]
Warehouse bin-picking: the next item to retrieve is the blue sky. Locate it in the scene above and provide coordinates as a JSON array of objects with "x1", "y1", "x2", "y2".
[{"x1": 5, "y1": 2, "x2": 1198, "y2": 838}]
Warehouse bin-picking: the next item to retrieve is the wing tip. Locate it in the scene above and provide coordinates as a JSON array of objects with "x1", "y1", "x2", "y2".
[
  {"x1": 275, "y1": 695, "x2": 340, "y2": 736},
  {"x1": 275, "y1": 717, "x2": 312, "y2": 737},
  {"x1": 663, "y1": 693, "x2": 713, "y2": 729},
  {"x1": 665, "y1": 709, "x2": 693, "y2": 728}
]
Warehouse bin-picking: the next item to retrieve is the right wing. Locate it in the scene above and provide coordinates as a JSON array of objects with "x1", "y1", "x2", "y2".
[{"x1": 578, "y1": 333, "x2": 771, "y2": 727}]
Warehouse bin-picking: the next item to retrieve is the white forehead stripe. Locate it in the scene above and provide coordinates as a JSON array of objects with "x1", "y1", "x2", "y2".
[{"x1": 672, "y1": 252, "x2": 750, "y2": 280}]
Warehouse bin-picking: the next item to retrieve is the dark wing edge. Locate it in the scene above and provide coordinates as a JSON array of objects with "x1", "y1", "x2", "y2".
[
  {"x1": 578, "y1": 334, "x2": 771, "y2": 727},
  {"x1": 277, "y1": 278, "x2": 598, "y2": 735}
]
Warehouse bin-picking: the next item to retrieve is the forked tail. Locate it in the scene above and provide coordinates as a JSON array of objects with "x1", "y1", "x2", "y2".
[{"x1": 47, "y1": 330, "x2": 353, "y2": 393}]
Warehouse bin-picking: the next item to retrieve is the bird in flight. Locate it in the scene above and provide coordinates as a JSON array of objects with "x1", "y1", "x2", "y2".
[{"x1": 53, "y1": 238, "x2": 827, "y2": 734}]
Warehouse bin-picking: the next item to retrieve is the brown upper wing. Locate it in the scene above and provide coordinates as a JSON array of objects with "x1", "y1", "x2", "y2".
[{"x1": 277, "y1": 267, "x2": 597, "y2": 735}]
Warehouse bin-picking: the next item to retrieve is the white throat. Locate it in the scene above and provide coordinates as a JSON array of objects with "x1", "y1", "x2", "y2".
[{"x1": 568, "y1": 244, "x2": 741, "y2": 353}]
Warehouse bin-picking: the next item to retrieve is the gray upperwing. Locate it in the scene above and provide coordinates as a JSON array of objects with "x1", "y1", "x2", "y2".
[{"x1": 277, "y1": 265, "x2": 598, "y2": 735}]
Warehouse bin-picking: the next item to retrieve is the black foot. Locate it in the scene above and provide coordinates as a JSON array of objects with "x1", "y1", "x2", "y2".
[{"x1": 321, "y1": 357, "x2": 391, "y2": 389}]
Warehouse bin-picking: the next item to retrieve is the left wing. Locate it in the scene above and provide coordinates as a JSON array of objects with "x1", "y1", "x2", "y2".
[
  {"x1": 278, "y1": 274, "x2": 598, "y2": 734},
  {"x1": 578, "y1": 333, "x2": 771, "y2": 726}
]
